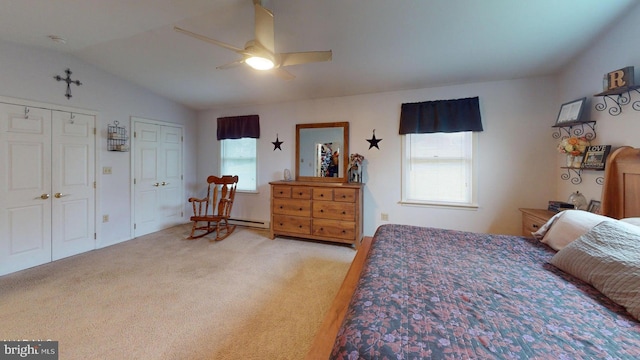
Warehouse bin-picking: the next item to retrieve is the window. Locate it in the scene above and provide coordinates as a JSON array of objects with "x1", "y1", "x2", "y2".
[
  {"x1": 220, "y1": 138, "x2": 257, "y2": 192},
  {"x1": 401, "y1": 131, "x2": 477, "y2": 207}
]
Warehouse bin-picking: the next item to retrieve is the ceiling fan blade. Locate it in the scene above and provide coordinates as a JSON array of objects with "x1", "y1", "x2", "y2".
[
  {"x1": 254, "y1": 3, "x2": 275, "y2": 53},
  {"x1": 279, "y1": 51, "x2": 332, "y2": 67},
  {"x1": 174, "y1": 26, "x2": 244, "y2": 53},
  {"x1": 216, "y1": 59, "x2": 245, "y2": 70},
  {"x1": 273, "y1": 68, "x2": 295, "y2": 81}
]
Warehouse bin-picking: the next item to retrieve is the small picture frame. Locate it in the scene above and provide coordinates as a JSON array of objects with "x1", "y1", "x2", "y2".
[
  {"x1": 587, "y1": 200, "x2": 601, "y2": 214},
  {"x1": 581, "y1": 145, "x2": 611, "y2": 170},
  {"x1": 555, "y1": 97, "x2": 586, "y2": 125}
]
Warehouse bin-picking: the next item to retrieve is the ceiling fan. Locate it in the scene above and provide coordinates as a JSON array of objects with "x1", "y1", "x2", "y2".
[{"x1": 174, "y1": 0, "x2": 332, "y2": 80}]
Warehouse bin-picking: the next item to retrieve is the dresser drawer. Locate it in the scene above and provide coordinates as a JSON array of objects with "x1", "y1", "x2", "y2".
[
  {"x1": 312, "y1": 201, "x2": 355, "y2": 221},
  {"x1": 312, "y1": 219, "x2": 355, "y2": 240},
  {"x1": 273, "y1": 215, "x2": 311, "y2": 235},
  {"x1": 272, "y1": 185, "x2": 291, "y2": 198},
  {"x1": 522, "y1": 213, "x2": 548, "y2": 235},
  {"x1": 291, "y1": 187, "x2": 311, "y2": 199},
  {"x1": 273, "y1": 199, "x2": 311, "y2": 216},
  {"x1": 334, "y1": 188, "x2": 356, "y2": 202},
  {"x1": 313, "y1": 188, "x2": 333, "y2": 201}
]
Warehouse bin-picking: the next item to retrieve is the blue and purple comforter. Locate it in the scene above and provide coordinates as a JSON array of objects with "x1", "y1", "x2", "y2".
[{"x1": 331, "y1": 224, "x2": 640, "y2": 359}]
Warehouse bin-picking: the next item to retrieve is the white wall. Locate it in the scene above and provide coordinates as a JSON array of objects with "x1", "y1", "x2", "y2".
[
  {"x1": 556, "y1": 4, "x2": 640, "y2": 206},
  {"x1": 198, "y1": 76, "x2": 558, "y2": 236},
  {"x1": 0, "y1": 40, "x2": 198, "y2": 247}
]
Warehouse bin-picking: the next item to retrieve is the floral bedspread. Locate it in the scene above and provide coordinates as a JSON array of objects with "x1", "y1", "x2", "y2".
[{"x1": 331, "y1": 224, "x2": 640, "y2": 359}]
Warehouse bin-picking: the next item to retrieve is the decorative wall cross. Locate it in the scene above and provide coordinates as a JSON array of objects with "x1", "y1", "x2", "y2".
[{"x1": 54, "y1": 68, "x2": 82, "y2": 99}]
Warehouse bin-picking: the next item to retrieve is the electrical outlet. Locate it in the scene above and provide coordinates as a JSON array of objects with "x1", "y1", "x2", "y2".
[
  {"x1": 381, "y1": 213, "x2": 389, "y2": 221},
  {"x1": 103, "y1": 167, "x2": 112, "y2": 175},
  {"x1": 102, "y1": 214, "x2": 109, "y2": 223}
]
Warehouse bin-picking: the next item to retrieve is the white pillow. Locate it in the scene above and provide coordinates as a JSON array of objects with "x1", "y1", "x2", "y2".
[
  {"x1": 532, "y1": 210, "x2": 613, "y2": 251},
  {"x1": 620, "y1": 217, "x2": 640, "y2": 227}
]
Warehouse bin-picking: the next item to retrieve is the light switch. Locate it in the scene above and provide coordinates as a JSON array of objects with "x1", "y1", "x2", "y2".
[{"x1": 103, "y1": 167, "x2": 112, "y2": 175}]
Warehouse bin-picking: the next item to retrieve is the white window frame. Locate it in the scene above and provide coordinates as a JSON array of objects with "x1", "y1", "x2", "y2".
[
  {"x1": 220, "y1": 137, "x2": 258, "y2": 193},
  {"x1": 401, "y1": 131, "x2": 478, "y2": 208}
]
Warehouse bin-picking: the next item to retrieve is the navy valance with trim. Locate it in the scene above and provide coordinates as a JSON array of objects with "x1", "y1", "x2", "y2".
[
  {"x1": 217, "y1": 115, "x2": 260, "y2": 140},
  {"x1": 399, "y1": 97, "x2": 483, "y2": 134}
]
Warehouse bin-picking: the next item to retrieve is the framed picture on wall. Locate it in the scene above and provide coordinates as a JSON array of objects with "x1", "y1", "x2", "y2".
[{"x1": 555, "y1": 97, "x2": 586, "y2": 125}]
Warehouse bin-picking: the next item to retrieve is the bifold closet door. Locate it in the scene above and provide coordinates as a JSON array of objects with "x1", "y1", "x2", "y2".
[
  {"x1": 0, "y1": 104, "x2": 53, "y2": 275},
  {"x1": 0, "y1": 104, "x2": 96, "y2": 275},
  {"x1": 133, "y1": 120, "x2": 183, "y2": 237}
]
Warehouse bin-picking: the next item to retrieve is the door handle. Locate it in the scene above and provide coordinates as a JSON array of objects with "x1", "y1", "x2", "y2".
[
  {"x1": 161, "y1": 182, "x2": 169, "y2": 186},
  {"x1": 37, "y1": 194, "x2": 50, "y2": 200},
  {"x1": 54, "y1": 193, "x2": 68, "y2": 198},
  {"x1": 153, "y1": 183, "x2": 160, "y2": 187}
]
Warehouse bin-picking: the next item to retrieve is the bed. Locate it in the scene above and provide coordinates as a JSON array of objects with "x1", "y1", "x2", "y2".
[{"x1": 306, "y1": 146, "x2": 640, "y2": 359}]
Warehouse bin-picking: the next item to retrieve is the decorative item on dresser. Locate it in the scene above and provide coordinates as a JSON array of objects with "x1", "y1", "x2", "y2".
[{"x1": 270, "y1": 181, "x2": 363, "y2": 247}]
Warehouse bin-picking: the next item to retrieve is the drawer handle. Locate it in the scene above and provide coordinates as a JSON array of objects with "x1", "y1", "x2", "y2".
[
  {"x1": 342, "y1": 211, "x2": 346, "y2": 215},
  {"x1": 279, "y1": 206, "x2": 283, "y2": 209},
  {"x1": 320, "y1": 194, "x2": 324, "y2": 197},
  {"x1": 298, "y1": 192, "x2": 303, "y2": 195},
  {"x1": 532, "y1": 224, "x2": 539, "y2": 229},
  {"x1": 342, "y1": 230, "x2": 346, "y2": 233},
  {"x1": 320, "y1": 227, "x2": 324, "y2": 231},
  {"x1": 279, "y1": 191, "x2": 283, "y2": 195},
  {"x1": 299, "y1": 225, "x2": 303, "y2": 228},
  {"x1": 320, "y1": 209, "x2": 324, "y2": 213},
  {"x1": 299, "y1": 207, "x2": 303, "y2": 211}
]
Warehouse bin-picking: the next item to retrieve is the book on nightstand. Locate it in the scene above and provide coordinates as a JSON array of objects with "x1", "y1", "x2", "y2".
[{"x1": 548, "y1": 201, "x2": 575, "y2": 213}]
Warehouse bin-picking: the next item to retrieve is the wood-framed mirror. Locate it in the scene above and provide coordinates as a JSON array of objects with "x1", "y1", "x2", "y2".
[{"x1": 296, "y1": 122, "x2": 349, "y2": 182}]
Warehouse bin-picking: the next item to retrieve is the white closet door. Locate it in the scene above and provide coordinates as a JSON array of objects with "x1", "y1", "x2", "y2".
[
  {"x1": 159, "y1": 125, "x2": 183, "y2": 229},
  {"x1": 51, "y1": 110, "x2": 96, "y2": 260},
  {"x1": 133, "y1": 120, "x2": 183, "y2": 237},
  {"x1": 0, "y1": 104, "x2": 52, "y2": 275}
]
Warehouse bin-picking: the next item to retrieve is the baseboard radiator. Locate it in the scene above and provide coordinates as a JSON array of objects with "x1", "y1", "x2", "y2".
[{"x1": 228, "y1": 218, "x2": 270, "y2": 229}]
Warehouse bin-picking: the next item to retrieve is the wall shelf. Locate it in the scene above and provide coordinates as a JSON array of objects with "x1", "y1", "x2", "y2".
[
  {"x1": 559, "y1": 167, "x2": 604, "y2": 185},
  {"x1": 553, "y1": 121, "x2": 602, "y2": 185},
  {"x1": 594, "y1": 85, "x2": 640, "y2": 116},
  {"x1": 552, "y1": 121, "x2": 596, "y2": 141}
]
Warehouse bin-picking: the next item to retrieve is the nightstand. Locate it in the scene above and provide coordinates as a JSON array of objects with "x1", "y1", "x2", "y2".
[{"x1": 518, "y1": 208, "x2": 556, "y2": 237}]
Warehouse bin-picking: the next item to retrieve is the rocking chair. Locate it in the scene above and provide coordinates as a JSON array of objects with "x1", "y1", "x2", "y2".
[{"x1": 188, "y1": 175, "x2": 239, "y2": 241}]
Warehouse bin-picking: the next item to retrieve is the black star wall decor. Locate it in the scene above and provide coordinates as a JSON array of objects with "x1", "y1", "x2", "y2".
[
  {"x1": 54, "y1": 68, "x2": 82, "y2": 99},
  {"x1": 272, "y1": 134, "x2": 283, "y2": 151},
  {"x1": 367, "y1": 129, "x2": 382, "y2": 150}
]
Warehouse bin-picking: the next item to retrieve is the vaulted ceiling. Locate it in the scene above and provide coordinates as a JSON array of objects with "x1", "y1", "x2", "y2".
[{"x1": 0, "y1": 0, "x2": 637, "y2": 109}]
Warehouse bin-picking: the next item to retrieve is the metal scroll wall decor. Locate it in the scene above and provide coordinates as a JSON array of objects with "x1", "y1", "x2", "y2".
[{"x1": 54, "y1": 68, "x2": 82, "y2": 99}]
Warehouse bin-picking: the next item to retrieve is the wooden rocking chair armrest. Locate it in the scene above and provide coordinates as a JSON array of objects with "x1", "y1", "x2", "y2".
[{"x1": 188, "y1": 196, "x2": 207, "y2": 203}]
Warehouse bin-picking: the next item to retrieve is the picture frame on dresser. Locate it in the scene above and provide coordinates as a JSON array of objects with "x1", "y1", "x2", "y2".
[{"x1": 587, "y1": 200, "x2": 601, "y2": 214}]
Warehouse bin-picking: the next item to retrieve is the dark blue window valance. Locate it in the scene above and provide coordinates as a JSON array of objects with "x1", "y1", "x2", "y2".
[
  {"x1": 399, "y1": 97, "x2": 483, "y2": 134},
  {"x1": 217, "y1": 115, "x2": 260, "y2": 140}
]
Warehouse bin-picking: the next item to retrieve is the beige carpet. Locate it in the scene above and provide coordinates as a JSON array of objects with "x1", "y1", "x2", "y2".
[{"x1": 0, "y1": 224, "x2": 355, "y2": 359}]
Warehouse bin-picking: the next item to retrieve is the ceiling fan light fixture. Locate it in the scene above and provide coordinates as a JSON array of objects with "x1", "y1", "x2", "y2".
[{"x1": 245, "y1": 56, "x2": 274, "y2": 70}]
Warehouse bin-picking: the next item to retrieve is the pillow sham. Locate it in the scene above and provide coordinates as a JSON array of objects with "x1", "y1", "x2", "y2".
[
  {"x1": 550, "y1": 221, "x2": 640, "y2": 320},
  {"x1": 532, "y1": 210, "x2": 613, "y2": 251},
  {"x1": 621, "y1": 217, "x2": 640, "y2": 227}
]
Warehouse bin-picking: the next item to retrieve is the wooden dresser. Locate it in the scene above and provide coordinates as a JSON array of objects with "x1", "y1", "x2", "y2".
[{"x1": 270, "y1": 181, "x2": 364, "y2": 247}]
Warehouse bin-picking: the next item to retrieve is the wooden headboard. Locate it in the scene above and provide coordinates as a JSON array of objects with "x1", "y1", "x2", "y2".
[{"x1": 601, "y1": 146, "x2": 640, "y2": 219}]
